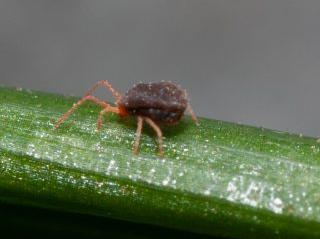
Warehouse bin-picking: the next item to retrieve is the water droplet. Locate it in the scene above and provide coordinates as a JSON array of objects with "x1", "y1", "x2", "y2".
[
  {"x1": 269, "y1": 197, "x2": 283, "y2": 214},
  {"x1": 162, "y1": 178, "x2": 169, "y2": 186},
  {"x1": 97, "y1": 182, "x2": 104, "y2": 188},
  {"x1": 26, "y1": 144, "x2": 36, "y2": 156},
  {"x1": 107, "y1": 160, "x2": 116, "y2": 173}
]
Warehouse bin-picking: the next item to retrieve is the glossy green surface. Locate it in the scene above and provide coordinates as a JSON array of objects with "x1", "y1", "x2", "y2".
[{"x1": 0, "y1": 86, "x2": 320, "y2": 238}]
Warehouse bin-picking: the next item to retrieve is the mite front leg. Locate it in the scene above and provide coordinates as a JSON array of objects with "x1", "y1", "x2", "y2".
[
  {"x1": 84, "y1": 80, "x2": 122, "y2": 104},
  {"x1": 96, "y1": 106, "x2": 120, "y2": 131},
  {"x1": 133, "y1": 116, "x2": 143, "y2": 155},
  {"x1": 55, "y1": 95, "x2": 109, "y2": 129},
  {"x1": 97, "y1": 108, "x2": 109, "y2": 131},
  {"x1": 144, "y1": 117, "x2": 164, "y2": 156}
]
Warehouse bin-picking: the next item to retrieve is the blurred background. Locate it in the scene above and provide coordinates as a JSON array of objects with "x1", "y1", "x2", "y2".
[{"x1": 1, "y1": 0, "x2": 320, "y2": 137}]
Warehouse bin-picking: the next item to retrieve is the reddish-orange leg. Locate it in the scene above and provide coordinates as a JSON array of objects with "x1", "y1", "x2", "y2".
[
  {"x1": 97, "y1": 106, "x2": 120, "y2": 130},
  {"x1": 187, "y1": 103, "x2": 199, "y2": 125},
  {"x1": 54, "y1": 95, "x2": 119, "y2": 130},
  {"x1": 84, "y1": 80, "x2": 122, "y2": 104},
  {"x1": 133, "y1": 117, "x2": 163, "y2": 156},
  {"x1": 145, "y1": 117, "x2": 164, "y2": 156},
  {"x1": 55, "y1": 80, "x2": 121, "y2": 130},
  {"x1": 133, "y1": 116, "x2": 144, "y2": 155}
]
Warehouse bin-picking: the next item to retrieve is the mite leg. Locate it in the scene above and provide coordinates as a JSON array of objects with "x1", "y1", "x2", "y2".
[
  {"x1": 55, "y1": 95, "x2": 109, "y2": 129},
  {"x1": 97, "y1": 108, "x2": 108, "y2": 131},
  {"x1": 187, "y1": 103, "x2": 199, "y2": 125},
  {"x1": 84, "y1": 80, "x2": 122, "y2": 104},
  {"x1": 96, "y1": 106, "x2": 120, "y2": 131},
  {"x1": 144, "y1": 117, "x2": 163, "y2": 156},
  {"x1": 133, "y1": 116, "x2": 144, "y2": 155}
]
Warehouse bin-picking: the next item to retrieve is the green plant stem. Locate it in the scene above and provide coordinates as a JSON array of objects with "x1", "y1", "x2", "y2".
[{"x1": 1, "y1": 86, "x2": 320, "y2": 239}]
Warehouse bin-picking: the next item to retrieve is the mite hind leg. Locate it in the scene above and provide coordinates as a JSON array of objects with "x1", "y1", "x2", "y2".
[
  {"x1": 187, "y1": 103, "x2": 199, "y2": 125},
  {"x1": 55, "y1": 95, "x2": 109, "y2": 129},
  {"x1": 133, "y1": 116, "x2": 144, "y2": 155},
  {"x1": 144, "y1": 117, "x2": 164, "y2": 156}
]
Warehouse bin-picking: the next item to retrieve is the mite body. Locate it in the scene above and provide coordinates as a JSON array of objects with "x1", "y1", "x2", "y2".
[
  {"x1": 120, "y1": 82, "x2": 188, "y2": 124},
  {"x1": 55, "y1": 80, "x2": 198, "y2": 156}
]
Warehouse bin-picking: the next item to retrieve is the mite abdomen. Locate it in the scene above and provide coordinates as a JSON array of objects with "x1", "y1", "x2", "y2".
[{"x1": 120, "y1": 82, "x2": 188, "y2": 124}]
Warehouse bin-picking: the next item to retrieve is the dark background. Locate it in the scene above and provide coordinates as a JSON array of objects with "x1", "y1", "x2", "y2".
[{"x1": 1, "y1": 0, "x2": 320, "y2": 137}]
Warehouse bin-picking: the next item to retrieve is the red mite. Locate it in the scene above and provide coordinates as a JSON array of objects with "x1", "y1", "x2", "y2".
[{"x1": 55, "y1": 80, "x2": 198, "y2": 156}]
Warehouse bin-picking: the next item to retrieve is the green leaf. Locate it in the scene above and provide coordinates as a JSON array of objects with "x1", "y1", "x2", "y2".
[{"x1": 0, "y1": 86, "x2": 320, "y2": 239}]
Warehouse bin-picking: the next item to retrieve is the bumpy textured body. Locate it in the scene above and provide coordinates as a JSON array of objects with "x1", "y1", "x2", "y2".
[{"x1": 119, "y1": 82, "x2": 188, "y2": 124}]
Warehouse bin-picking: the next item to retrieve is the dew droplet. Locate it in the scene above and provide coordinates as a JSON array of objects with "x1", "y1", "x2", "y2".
[
  {"x1": 162, "y1": 178, "x2": 169, "y2": 186},
  {"x1": 269, "y1": 197, "x2": 283, "y2": 214}
]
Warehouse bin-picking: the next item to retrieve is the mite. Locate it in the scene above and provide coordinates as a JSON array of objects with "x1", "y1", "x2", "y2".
[{"x1": 55, "y1": 80, "x2": 198, "y2": 156}]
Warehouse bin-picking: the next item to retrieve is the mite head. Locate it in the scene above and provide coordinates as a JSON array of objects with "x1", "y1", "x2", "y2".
[{"x1": 117, "y1": 104, "x2": 128, "y2": 117}]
